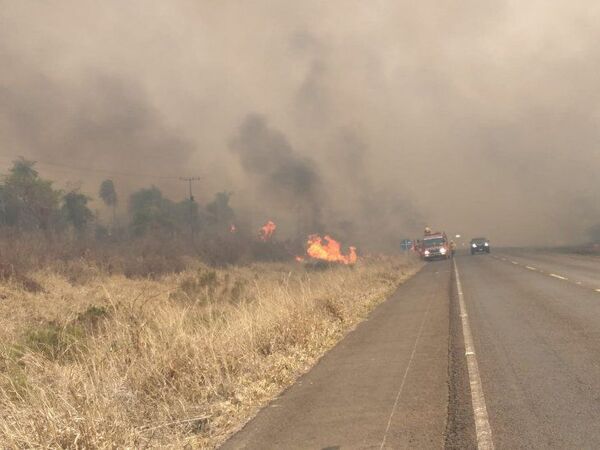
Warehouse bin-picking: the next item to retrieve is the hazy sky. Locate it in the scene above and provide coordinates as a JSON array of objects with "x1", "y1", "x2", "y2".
[{"x1": 2, "y1": 1, "x2": 600, "y2": 246}]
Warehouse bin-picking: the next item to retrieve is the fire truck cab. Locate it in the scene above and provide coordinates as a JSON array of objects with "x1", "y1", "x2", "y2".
[{"x1": 421, "y1": 232, "x2": 450, "y2": 261}]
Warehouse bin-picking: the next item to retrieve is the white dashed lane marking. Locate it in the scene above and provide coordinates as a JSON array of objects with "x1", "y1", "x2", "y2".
[
  {"x1": 494, "y1": 254, "x2": 600, "y2": 294},
  {"x1": 550, "y1": 273, "x2": 568, "y2": 281}
]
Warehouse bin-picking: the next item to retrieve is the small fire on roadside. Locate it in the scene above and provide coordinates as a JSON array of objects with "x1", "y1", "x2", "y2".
[
  {"x1": 259, "y1": 220, "x2": 276, "y2": 241},
  {"x1": 303, "y1": 234, "x2": 357, "y2": 265}
]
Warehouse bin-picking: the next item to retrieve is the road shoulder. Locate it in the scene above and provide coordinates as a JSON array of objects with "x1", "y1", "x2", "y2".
[{"x1": 221, "y1": 262, "x2": 451, "y2": 449}]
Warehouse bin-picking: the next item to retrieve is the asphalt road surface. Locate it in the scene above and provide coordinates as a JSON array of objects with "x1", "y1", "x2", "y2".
[{"x1": 222, "y1": 250, "x2": 600, "y2": 449}]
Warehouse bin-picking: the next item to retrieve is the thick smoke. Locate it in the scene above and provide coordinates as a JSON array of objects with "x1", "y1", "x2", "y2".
[
  {"x1": 3, "y1": 1, "x2": 600, "y2": 247},
  {"x1": 0, "y1": 61, "x2": 193, "y2": 194},
  {"x1": 230, "y1": 114, "x2": 323, "y2": 235},
  {"x1": 323, "y1": 129, "x2": 425, "y2": 248}
]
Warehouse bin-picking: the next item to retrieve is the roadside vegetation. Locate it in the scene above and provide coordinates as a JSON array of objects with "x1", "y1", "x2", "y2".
[
  {"x1": 0, "y1": 255, "x2": 421, "y2": 448},
  {"x1": 0, "y1": 157, "x2": 422, "y2": 447},
  {"x1": 0, "y1": 157, "x2": 301, "y2": 276}
]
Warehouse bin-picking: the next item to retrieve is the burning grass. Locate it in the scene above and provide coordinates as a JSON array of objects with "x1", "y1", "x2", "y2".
[{"x1": 0, "y1": 254, "x2": 421, "y2": 448}]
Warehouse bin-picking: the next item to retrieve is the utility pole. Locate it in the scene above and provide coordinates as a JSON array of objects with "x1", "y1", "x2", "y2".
[{"x1": 180, "y1": 177, "x2": 202, "y2": 244}]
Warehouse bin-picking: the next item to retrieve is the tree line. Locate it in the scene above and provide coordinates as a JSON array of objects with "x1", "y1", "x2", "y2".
[{"x1": 0, "y1": 158, "x2": 236, "y2": 240}]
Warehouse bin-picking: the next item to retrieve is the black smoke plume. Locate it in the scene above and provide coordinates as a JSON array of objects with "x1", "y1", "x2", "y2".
[{"x1": 230, "y1": 114, "x2": 323, "y2": 235}]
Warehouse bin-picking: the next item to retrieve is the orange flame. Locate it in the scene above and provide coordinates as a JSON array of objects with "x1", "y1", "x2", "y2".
[
  {"x1": 260, "y1": 220, "x2": 276, "y2": 241},
  {"x1": 305, "y1": 234, "x2": 357, "y2": 265},
  {"x1": 230, "y1": 224, "x2": 237, "y2": 233}
]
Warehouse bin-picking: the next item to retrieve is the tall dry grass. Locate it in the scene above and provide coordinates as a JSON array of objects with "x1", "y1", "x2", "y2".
[{"x1": 0, "y1": 255, "x2": 421, "y2": 448}]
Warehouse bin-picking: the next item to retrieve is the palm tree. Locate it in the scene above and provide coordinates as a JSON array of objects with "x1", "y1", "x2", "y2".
[{"x1": 99, "y1": 179, "x2": 118, "y2": 226}]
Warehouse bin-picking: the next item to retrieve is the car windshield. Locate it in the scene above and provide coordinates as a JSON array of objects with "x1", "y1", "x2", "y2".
[
  {"x1": 472, "y1": 238, "x2": 488, "y2": 244},
  {"x1": 424, "y1": 238, "x2": 445, "y2": 247}
]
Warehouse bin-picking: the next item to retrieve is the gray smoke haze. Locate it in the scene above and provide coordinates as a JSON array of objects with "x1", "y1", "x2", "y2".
[
  {"x1": 0, "y1": 70, "x2": 193, "y2": 180},
  {"x1": 230, "y1": 114, "x2": 324, "y2": 235},
  {"x1": 3, "y1": 1, "x2": 600, "y2": 247}
]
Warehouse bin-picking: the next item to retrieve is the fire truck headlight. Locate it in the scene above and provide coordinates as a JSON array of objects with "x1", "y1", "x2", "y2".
[
  {"x1": 440, "y1": 247, "x2": 447, "y2": 254},
  {"x1": 484, "y1": 242, "x2": 489, "y2": 246},
  {"x1": 424, "y1": 250, "x2": 430, "y2": 256},
  {"x1": 472, "y1": 243, "x2": 477, "y2": 248}
]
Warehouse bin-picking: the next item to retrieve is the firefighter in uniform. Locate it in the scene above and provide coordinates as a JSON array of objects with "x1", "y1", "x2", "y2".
[{"x1": 450, "y1": 240, "x2": 457, "y2": 258}]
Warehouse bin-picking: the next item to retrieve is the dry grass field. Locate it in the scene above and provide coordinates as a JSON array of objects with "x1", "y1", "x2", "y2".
[{"x1": 0, "y1": 255, "x2": 421, "y2": 448}]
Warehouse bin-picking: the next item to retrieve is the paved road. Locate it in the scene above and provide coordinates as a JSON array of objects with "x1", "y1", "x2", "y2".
[
  {"x1": 461, "y1": 251, "x2": 600, "y2": 449},
  {"x1": 491, "y1": 248, "x2": 600, "y2": 290},
  {"x1": 222, "y1": 250, "x2": 600, "y2": 449}
]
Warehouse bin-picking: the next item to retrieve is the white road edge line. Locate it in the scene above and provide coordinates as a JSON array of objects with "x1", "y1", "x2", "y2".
[
  {"x1": 550, "y1": 273, "x2": 568, "y2": 280},
  {"x1": 526, "y1": 266, "x2": 537, "y2": 271},
  {"x1": 595, "y1": 289, "x2": 600, "y2": 293},
  {"x1": 511, "y1": 261, "x2": 519, "y2": 265},
  {"x1": 454, "y1": 259, "x2": 494, "y2": 450},
  {"x1": 379, "y1": 281, "x2": 434, "y2": 449}
]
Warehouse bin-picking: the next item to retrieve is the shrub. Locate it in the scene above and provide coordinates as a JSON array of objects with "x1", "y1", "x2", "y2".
[
  {"x1": 23, "y1": 322, "x2": 84, "y2": 360},
  {"x1": 75, "y1": 305, "x2": 110, "y2": 332}
]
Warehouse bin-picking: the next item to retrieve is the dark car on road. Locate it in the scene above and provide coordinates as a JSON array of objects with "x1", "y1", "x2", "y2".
[{"x1": 470, "y1": 237, "x2": 490, "y2": 254}]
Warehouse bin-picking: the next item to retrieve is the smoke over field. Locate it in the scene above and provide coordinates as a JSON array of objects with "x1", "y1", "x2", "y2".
[
  {"x1": 230, "y1": 114, "x2": 324, "y2": 236},
  {"x1": 3, "y1": 1, "x2": 600, "y2": 246},
  {"x1": 6, "y1": 3, "x2": 600, "y2": 448}
]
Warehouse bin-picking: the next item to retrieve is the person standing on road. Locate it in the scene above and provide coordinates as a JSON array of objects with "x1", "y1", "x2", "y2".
[{"x1": 450, "y1": 240, "x2": 457, "y2": 258}]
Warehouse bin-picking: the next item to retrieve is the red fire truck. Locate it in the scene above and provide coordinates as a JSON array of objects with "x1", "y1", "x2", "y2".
[{"x1": 421, "y1": 231, "x2": 450, "y2": 261}]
